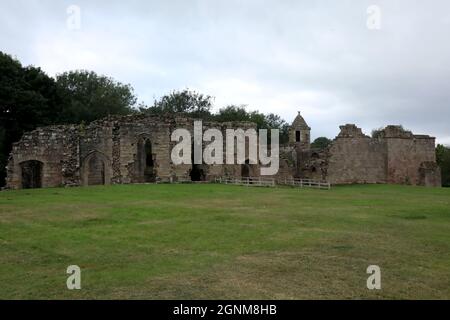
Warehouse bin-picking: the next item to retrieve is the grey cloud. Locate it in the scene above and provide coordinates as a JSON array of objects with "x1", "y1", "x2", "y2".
[{"x1": 1, "y1": 0, "x2": 449, "y2": 144}]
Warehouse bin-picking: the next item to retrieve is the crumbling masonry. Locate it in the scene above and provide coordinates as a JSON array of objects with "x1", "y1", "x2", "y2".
[{"x1": 5, "y1": 112, "x2": 441, "y2": 189}]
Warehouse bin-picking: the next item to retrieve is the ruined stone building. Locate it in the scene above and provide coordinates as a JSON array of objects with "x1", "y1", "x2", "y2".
[
  {"x1": 279, "y1": 113, "x2": 441, "y2": 187},
  {"x1": 5, "y1": 112, "x2": 441, "y2": 189}
]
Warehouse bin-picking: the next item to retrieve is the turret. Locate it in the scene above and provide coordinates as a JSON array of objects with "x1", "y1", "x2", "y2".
[{"x1": 289, "y1": 111, "x2": 311, "y2": 149}]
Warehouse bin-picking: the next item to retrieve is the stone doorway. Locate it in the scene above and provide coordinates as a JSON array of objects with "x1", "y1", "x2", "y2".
[
  {"x1": 189, "y1": 141, "x2": 206, "y2": 181},
  {"x1": 241, "y1": 160, "x2": 251, "y2": 178},
  {"x1": 20, "y1": 160, "x2": 43, "y2": 189},
  {"x1": 87, "y1": 153, "x2": 105, "y2": 185},
  {"x1": 137, "y1": 138, "x2": 156, "y2": 182},
  {"x1": 190, "y1": 164, "x2": 205, "y2": 181},
  {"x1": 81, "y1": 151, "x2": 111, "y2": 186}
]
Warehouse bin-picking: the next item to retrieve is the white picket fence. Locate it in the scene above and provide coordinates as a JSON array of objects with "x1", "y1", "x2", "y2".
[
  {"x1": 215, "y1": 176, "x2": 276, "y2": 187},
  {"x1": 170, "y1": 177, "x2": 209, "y2": 184},
  {"x1": 155, "y1": 176, "x2": 330, "y2": 190},
  {"x1": 214, "y1": 177, "x2": 331, "y2": 190},
  {"x1": 277, "y1": 178, "x2": 331, "y2": 190}
]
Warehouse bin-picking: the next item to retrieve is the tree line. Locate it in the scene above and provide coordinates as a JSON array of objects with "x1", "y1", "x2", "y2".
[{"x1": 1, "y1": 51, "x2": 448, "y2": 187}]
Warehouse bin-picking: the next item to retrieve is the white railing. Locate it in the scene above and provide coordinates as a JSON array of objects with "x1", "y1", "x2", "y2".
[
  {"x1": 277, "y1": 178, "x2": 331, "y2": 190},
  {"x1": 172, "y1": 177, "x2": 209, "y2": 184},
  {"x1": 214, "y1": 177, "x2": 331, "y2": 190},
  {"x1": 214, "y1": 176, "x2": 276, "y2": 187}
]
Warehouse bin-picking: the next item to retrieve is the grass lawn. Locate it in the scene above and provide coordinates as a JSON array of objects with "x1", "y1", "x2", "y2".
[{"x1": 0, "y1": 183, "x2": 449, "y2": 299}]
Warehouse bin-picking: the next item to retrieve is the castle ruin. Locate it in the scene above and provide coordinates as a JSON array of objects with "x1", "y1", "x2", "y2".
[{"x1": 5, "y1": 112, "x2": 441, "y2": 189}]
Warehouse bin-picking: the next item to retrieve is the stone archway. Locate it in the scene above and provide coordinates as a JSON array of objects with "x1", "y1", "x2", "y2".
[
  {"x1": 81, "y1": 151, "x2": 112, "y2": 186},
  {"x1": 136, "y1": 138, "x2": 156, "y2": 182},
  {"x1": 20, "y1": 160, "x2": 43, "y2": 189}
]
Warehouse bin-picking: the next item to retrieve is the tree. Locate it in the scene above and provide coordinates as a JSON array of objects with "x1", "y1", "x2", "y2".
[
  {"x1": 261, "y1": 113, "x2": 290, "y2": 144},
  {"x1": 214, "y1": 105, "x2": 250, "y2": 122},
  {"x1": 0, "y1": 52, "x2": 64, "y2": 186},
  {"x1": 311, "y1": 137, "x2": 332, "y2": 150},
  {"x1": 0, "y1": 53, "x2": 139, "y2": 186},
  {"x1": 56, "y1": 70, "x2": 137, "y2": 124},
  {"x1": 141, "y1": 92, "x2": 291, "y2": 142},
  {"x1": 142, "y1": 89, "x2": 213, "y2": 119},
  {"x1": 436, "y1": 144, "x2": 450, "y2": 187},
  {"x1": 214, "y1": 106, "x2": 289, "y2": 143},
  {"x1": 371, "y1": 128, "x2": 384, "y2": 139}
]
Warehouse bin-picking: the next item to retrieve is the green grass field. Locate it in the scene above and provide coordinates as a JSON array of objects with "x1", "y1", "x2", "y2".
[{"x1": 0, "y1": 184, "x2": 449, "y2": 299}]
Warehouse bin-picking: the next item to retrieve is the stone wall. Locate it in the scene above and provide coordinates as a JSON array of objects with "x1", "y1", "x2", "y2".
[
  {"x1": 5, "y1": 115, "x2": 441, "y2": 189},
  {"x1": 6, "y1": 125, "x2": 79, "y2": 189},
  {"x1": 327, "y1": 125, "x2": 387, "y2": 184},
  {"x1": 383, "y1": 126, "x2": 438, "y2": 185},
  {"x1": 6, "y1": 114, "x2": 261, "y2": 189},
  {"x1": 325, "y1": 124, "x2": 440, "y2": 186}
]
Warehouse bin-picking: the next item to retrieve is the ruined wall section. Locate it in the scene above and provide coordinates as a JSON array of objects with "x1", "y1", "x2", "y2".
[
  {"x1": 6, "y1": 126, "x2": 79, "y2": 189},
  {"x1": 327, "y1": 124, "x2": 387, "y2": 184},
  {"x1": 418, "y1": 161, "x2": 441, "y2": 187},
  {"x1": 326, "y1": 124, "x2": 440, "y2": 186},
  {"x1": 168, "y1": 118, "x2": 260, "y2": 181},
  {"x1": 6, "y1": 114, "x2": 441, "y2": 189},
  {"x1": 169, "y1": 117, "x2": 199, "y2": 181},
  {"x1": 60, "y1": 126, "x2": 81, "y2": 187},
  {"x1": 306, "y1": 148, "x2": 329, "y2": 181},
  {"x1": 382, "y1": 126, "x2": 439, "y2": 186},
  {"x1": 109, "y1": 115, "x2": 173, "y2": 183},
  {"x1": 85, "y1": 115, "x2": 261, "y2": 183},
  {"x1": 215, "y1": 120, "x2": 260, "y2": 179},
  {"x1": 78, "y1": 120, "x2": 114, "y2": 185},
  {"x1": 275, "y1": 146, "x2": 297, "y2": 181}
]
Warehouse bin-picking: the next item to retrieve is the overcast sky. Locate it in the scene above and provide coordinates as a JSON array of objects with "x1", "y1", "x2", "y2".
[{"x1": 1, "y1": 0, "x2": 450, "y2": 144}]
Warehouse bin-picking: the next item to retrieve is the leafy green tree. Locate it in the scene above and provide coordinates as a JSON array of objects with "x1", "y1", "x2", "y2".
[
  {"x1": 0, "y1": 53, "x2": 139, "y2": 186},
  {"x1": 214, "y1": 106, "x2": 289, "y2": 143},
  {"x1": 142, "y1": 89, "x2": 213, "y2": 119},
  {"x1": 261, "y1": 113, "x2": 290, "y2": 144},
  {"x1": 56, "y1": 70, "x2": 137, "y2": 124},
  {"x1": 142, "y1": 94, "x2": 291, "y2": 142},
  {"x1": 311, "y1": 137, "x2": 332, "y2": 150},
  {"x1": 0, "y1": 52, "x2": 64, "y2": 185},
  {"x1": 264, "y1": 113, "x2": 285, "y2": 129},
  {"x1": 214, "y1": 105, "x2": 250, "y2": 122},
  {"x1": 436, "y1": 144, "x2": 450, "y2": 187}
]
